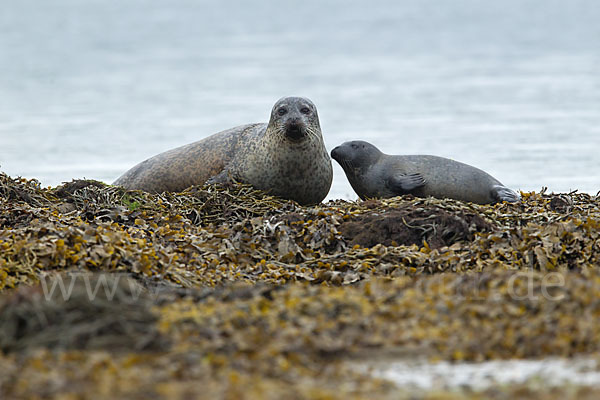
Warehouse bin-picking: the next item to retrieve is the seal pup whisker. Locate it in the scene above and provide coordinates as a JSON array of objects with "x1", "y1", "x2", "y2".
[{"x1": 339, "y1": 159, "x2": 354, "y2": 172}]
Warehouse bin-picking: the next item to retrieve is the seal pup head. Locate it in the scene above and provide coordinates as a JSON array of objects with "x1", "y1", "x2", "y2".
[
  {"x1": 268, "y1": 97, "x2": 322, "y2": 143},
  {"x1": 331, "y1": 141, "x2": 386, "y2": 199},
  {"x1": 330, "y1": 140, "x2": 383, "y2": 175}
]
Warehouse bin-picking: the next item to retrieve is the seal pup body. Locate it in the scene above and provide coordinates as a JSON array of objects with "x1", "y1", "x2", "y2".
[
  {"x1": 331, "y1": 140, "x2": 519, "y2": 204},
  {"x1": 114, "y1": 97, "x2": 333, "y2": 205}
]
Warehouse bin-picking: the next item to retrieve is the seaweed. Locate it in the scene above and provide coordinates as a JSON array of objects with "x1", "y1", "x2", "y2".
[
  {"x1": 2, "y1": 171, "x2": 600, "y2": 399},
  {"x1": 0, "y1": 273, "x2": 168, "y2": 353}
]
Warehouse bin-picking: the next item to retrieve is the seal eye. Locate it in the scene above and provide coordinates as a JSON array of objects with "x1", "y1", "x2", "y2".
[
  {"x1": 277, "y1": 107, "x2": 287, "y2": 116},
  {"x1": 300, "y1": 107, "x2": 311, "y2": 115}
]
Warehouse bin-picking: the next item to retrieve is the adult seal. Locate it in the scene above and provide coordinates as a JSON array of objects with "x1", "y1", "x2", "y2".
[
  {"x1": 114, "y1": 97, "x2": 333, "y2": 205},
  {"x1": 331, "y1": 140, "x2": 519, "y2": 204}
]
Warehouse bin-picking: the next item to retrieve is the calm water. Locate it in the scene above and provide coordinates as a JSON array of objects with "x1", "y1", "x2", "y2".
[{"x1": 1, "y1": 0, "x2": 599, "y2": 200}]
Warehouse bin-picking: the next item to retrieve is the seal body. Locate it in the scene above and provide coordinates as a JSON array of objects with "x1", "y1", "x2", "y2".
[
  {"x1": 331, "y1": 140, "x2": 519, "y2": 204},
  {"x1": 114, "y1": 97, "x2": 333, "y2": 205}
]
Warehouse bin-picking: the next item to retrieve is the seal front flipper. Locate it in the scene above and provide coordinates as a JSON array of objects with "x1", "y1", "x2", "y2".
[
  {"x1": 206, "y1": 169, "x2": 235, "y2": 186},
  {"x1": 386, "y1": 172, "x2": 426, "y2": 194},
  {"x1": 491, "y1": 185, "x2": 520, "y2": 203}
]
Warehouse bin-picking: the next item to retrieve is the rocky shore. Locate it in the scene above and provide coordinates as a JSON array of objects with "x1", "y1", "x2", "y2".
[{"x1": 1, "y1": 172, "x2": 600, "y2": 399}]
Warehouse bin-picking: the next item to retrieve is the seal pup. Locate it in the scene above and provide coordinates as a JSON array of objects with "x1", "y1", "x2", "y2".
[
  {"x1": 114, "y1": 97, "x2": 333, "y2": 205},
  {"x1": 331, "y1": 140, "x2": 519, "y2": 204}
]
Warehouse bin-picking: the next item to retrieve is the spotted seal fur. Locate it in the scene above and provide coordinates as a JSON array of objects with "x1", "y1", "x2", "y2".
[{"x1": 114, "y1": 97, "x2": 333, "y2": 205}]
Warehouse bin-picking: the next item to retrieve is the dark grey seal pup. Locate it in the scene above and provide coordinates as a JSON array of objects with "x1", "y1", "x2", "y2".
[
  {"x1": 331, "y1": 140, "x2": 519, "y2": 204},
  {"x1": 114, "y1": 97, "x2": 333, "y2": 205}
]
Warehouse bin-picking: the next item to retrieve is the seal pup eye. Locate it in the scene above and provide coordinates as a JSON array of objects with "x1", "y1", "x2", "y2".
[
  {"x1": 277, "y1": 107, "x2": 287, "y2": 116},
  {"x1": 300, "y1": 106, "x2": 311, "y2": 114}
]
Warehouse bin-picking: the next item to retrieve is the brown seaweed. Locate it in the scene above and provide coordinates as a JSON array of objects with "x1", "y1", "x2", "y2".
[{"x1": 2, "y1": 172, "x2": 600, "y2": 399}]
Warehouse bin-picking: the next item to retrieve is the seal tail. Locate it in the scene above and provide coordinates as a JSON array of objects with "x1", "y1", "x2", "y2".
[{"x1": 491, "y1": 185, "x2": 520, "y2": 203}]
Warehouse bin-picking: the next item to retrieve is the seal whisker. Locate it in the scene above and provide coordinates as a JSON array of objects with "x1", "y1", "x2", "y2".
[
  {"x1": 339, "y1": 159, "x2": 354, "y2": 171},
  {"x1": 306, "y1": 126, "x2": 322, "y2": 141},
  {"x1": 304, "y1": 127, "x2": 316, "y2": 140},
  {"x1": 273, "y1": 126, "x2": 291, "y2": 142}
]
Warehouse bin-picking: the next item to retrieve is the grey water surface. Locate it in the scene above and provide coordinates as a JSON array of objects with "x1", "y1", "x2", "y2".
[{"x1": 1, "y1": 0, "x2": 599, "y2": 200}]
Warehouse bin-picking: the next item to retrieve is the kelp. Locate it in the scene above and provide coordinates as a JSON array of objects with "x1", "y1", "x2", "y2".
[
  {"x1": 156, "y1": 270, "x2": 600, "y2": 362},
  {"x1": 2, "y1": 272, "x2": 600, "y2": 399},
  {"x1": 1, "y1": 173, "x2": 600, "y2": 290},
  {"x1": 2, "y1": 171, "x2": 600, "y2": 399},
  {"x1": 0, "y1": 273, "x2": 168, "y2": 353}
]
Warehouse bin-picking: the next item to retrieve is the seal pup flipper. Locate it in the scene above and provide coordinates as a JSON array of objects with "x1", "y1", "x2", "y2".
[
  {"x1": 386, "y1": 172, "x2": 426, "y2": 194},
  {"x1": 491, "y1": 185, "x2": 520, "y2": 203}
]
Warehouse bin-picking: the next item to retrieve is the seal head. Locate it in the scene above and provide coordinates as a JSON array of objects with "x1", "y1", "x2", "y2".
[
  {"x1": 270, "y1": 97, "x2": 317, "y2": 142},
  {"x1": 331, "y1": 140, "x2": 391, "y2": 198},
  {"x1": 216, "y1": 96, "x2": 333, "y2": 205},
  {"x1": 331, "y1": 140, "x2": 519, "y2": 204}
]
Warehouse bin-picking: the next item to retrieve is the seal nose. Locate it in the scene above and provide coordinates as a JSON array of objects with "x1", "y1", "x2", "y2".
[
  {"x1": 330, "y1": 146, "x2": 341, "y2": 161},
  {"x1": 285, "y1": 119, "x2": 305, "y2": 140}
]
